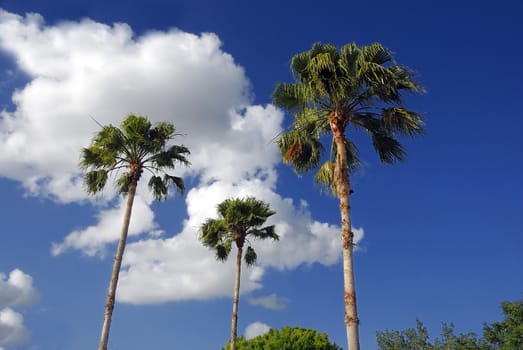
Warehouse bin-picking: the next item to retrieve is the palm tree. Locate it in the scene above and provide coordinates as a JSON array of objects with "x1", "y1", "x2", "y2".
[
  {"x1": 80, "y1": 114, "x2": 190, "y2": 350},
  {"x1": 272, "y1": 42, "x2": 424, "y2": 350},
  {"x1": 200, "y1": 197, "x2": 279, "y2": 350}
]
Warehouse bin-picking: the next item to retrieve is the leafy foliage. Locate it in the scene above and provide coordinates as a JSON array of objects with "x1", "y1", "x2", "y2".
[
  {"x1": 376, "y1": 297, "x2": 523, "y2": 350},
  {"x1": 483, "y1": 299, "x2": 523, "y2": 350},
  {"x1": 377, "y1": 320, "x2": 490, "y2": 350},
  {"x1": 222, "y1": 326, "x2": 342, "y2": 350}
]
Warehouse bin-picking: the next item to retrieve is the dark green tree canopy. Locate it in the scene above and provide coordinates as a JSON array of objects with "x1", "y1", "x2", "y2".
[
  {"x1": 200, "y1": 197, "x2": 278, "y2": 264},
  {"x1": 483, "y1": 299, "x2": 523, "y2": 350},
  {"x1": 272, "y1": 42, "x2": 424, "y2": 194},
  {"x1": 222, "y1": 326, "x2": 342, "y2": 350},
  {"x1": 377, "y1": 297, "x2": 523, "y2": 350},
  {"x1": 377, "y1": 319, "x2": 490, "y2": 350},
  {"x1": 80, "y1": 114, "x2": 190, "y2": 199}
]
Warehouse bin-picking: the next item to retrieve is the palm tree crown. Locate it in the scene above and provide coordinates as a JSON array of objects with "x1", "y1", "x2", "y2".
[
  {"x1": 81, "y1": 113, "x2": 190, "y2": 198},
  {"x1": 273, "y1": 42, "x2": 424, "y2": 193},
  {"x1": 200, "y1": 197, "x2": 278, "y2": 264}
]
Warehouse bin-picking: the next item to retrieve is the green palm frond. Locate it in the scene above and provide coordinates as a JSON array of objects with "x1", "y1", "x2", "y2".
[
  {"x1": 80, "y1": 125, "x2": 125, "y2": 170},
  {"x1": 244, "y1": 246, "x2": 257, "y2": 266},
  {"x1": 315, "y1": 138, "x2": 360, "y2": 196},
  {"x1": 116, "y1": 172, "x2": 132, "y2": 194},
  {"x1": 216, "y1": 242, "x2": 232, "y2": 261},
  {"x1": 272, "y1": 83, "x2": 311, "y2": 111},
  {"x1": 389, "y1": 65, "x2": 425, "y2": 93},
  {"x1": 84, "y1": 169, "x2": 109, "y2": 194},
  {"x1": 361, "y1": 42, "x2": 393, "y2": 65},
  {"x1": 315, "y1": 161, "x2": 336, "y2": 195},
  {"x1": 148, "y1": 122, "x2": 175, "y2": 149},
  {"x1": 278, "y1": 109, "x2": 328, "y2": 174},
  {"x1": 251, "y1": 225, "x2": 279, "y2": 240},
  {"x1": 148, "y1": 175, "x2": 167, "y2": 200},
  {"x1": 381, "y1": 108, "x2": 425, "y2": 137},
  {"x1": 200, "y1": 219, "x2": 229, "y2": 248},
  {"x1": 290, "y1": 51, "x2": 310, "y2": 79},
  {"x1": 163, "y1": 175, "x2": 184, "y2": 194},
  {"x1": 278, "y1": 130, "x2": 324, "y2": 174},
  {"x1": 121, "y1": 114, "x2": 151, "y2": 144},
  {"x1": 345, "y1": 139, "x2": 361, "y2": 171},
  {"x1": 371, "y1": 133, "x2": 406, "y2": 163},
  {"x1": 151, "y1": 145, "x2": 190, "y2": 168}
]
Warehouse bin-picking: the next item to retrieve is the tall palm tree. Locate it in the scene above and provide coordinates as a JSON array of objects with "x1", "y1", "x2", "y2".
[
  {"x1": 272, "y1": 42, "x2": 424, "y2": 350},
  {"x1": 200, "y1": 197, "x2": 279, "y2": 350},
  {"x1": 80, "y1": 114, "x2": 190, "y2": 350}
]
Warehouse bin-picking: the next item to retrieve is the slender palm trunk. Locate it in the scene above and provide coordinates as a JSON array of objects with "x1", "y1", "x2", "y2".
[
  {"x1": 99, "y1": 182, "x2": 137, "y2": 350},
  {"x1": 331, "y1": 116, "x2": 360, "y2": 350},
  {"x1": 230, "y1": 244, "x2": 243, "y2": 350}
]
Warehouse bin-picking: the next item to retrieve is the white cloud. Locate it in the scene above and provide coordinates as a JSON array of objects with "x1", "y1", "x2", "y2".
[
  {"x1": 117, "y1": 176, "x2": 364, "y2": 304},
  {"x1": 0, "y1": 269, "x2": 38, "y2": 349},
  {"x1": 244, "y1": 322, "x2": 271, "y2": 340},
  {"x1": 0, "y1": 9, "x2": 365, "y2": 305},
  {"x1": 51, "y1": 194, "x2": 159, "y2": 257},
  {"x1": 0, "y1": 308, "x2": 29, "y2": 349},
  {"x1": 0, "y1": 269, "x2": 39, "y2": 309},
  {"x1": 0, "y1": 9, "x2": 248, "y2": 202},
  {"x1": 248, "y1": 293, "x2": 289, "y2": 310}
]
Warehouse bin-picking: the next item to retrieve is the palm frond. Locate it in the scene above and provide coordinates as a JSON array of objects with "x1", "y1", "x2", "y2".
[
  {"x1": 244, "y1": 246, "x2": 257, "y2": 266},
  {"x1": 148, "y1": 175, "x2": 168, "y2": 200},
  {"x1": 277, "y1": 119, "x2": 325, "y2": 174},
  {"x1": 381, "y1": 108, "x2": 425, "y2": 137},
  {"x1": 250, "y1": 225, "x2": 278, "y2": 240},
  {"x1": 314, "y1": 137, "x2": 360, "y2": 196},
  {"x1": 84, "y1": 170, "x2": 108, "y2": 194},
  {"x1": 361, "y1": 42, "x2": 393, "y2": 65},
  {"x1": 216, "y1": 243, "x2": 231, "y2": 262},
  {"x1": 116, "y1": 172, "x2": 131, "y2": 194},
  {"x1": 151, "y1": 145, "x2": 190, "y2": 168},
  {"x1": 121, "y1": 114, "x2": 151, "y2": 145},
  {"x1": 272, "y1": 83, "x2": 310, "y2": 111},
  {"x1": 279, "y1": 134, "x2": 323, "y2": 173},
  {"x1": 371, "y1": 133, "x2": 406, "y2": 163},
  {"x1": 160, "y1": 174, "x2": 184, "y2": 197},
  {"x1": 389, "y1": 65, "x2": 425, "y2": 93},
  {"x1": 315, "y1": 161, "x2": 336, "y2": 196},
  {"x1": 200, "y1": 219, "x2": 228, "y2": 247}
]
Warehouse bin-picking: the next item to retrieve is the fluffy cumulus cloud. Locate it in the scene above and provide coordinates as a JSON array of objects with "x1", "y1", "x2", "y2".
[
  {"x1": 0, "y1": 269, "x2": 39, "y2": 309},
  {"x1": 0, "y1": 9, "x2": 248, "y2": 201},
  {"x1": 0, "y1": 269, "x2": 39, "y2": 349},
  {"x1": 244, "y1": 322, "x2": 271, "y2": 340},
  {"x1": 0, "y1": 308, "x2": 28, "y2": 349},
  {"x1": 0, "y1": 9, "x2": 364, "y2": 305}
]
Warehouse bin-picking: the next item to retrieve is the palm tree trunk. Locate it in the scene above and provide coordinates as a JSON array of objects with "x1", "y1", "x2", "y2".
[
  {"x1": 99, "y1": 182, "x2": 137, "y2": 350},
  {"x1": 230, "y1": 244, "x2": 243, "y2": 350},
  {"x1": 331, "y1": 119, "x2": 360, "y2": 350}
]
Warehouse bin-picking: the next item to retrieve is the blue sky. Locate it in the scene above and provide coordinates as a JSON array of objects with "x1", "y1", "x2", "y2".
[{"x1": 0, "y1": 1, "x2": 522, "y2": 349}]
